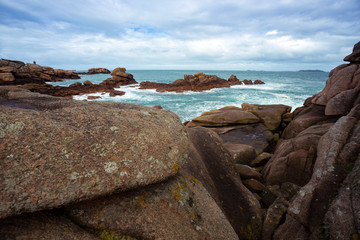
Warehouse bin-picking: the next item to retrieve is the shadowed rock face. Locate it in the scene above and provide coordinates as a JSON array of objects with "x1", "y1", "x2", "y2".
[
  {"x1": 181, "y1": 127, "x2": 262, "y2": 240},
  {"x1": 65, "y1": 175, "x2": 239, "y2": 240},
  {"x1": 0, "y1": 86, "x2": 189, "y2": 219}
]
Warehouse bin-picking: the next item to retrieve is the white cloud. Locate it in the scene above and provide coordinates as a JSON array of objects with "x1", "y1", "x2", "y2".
[{"x1": 0, "y1": 0, "x2": 359, "y2": 70}]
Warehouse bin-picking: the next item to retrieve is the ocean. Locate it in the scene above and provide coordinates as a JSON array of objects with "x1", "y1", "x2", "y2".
[{"x1": 48, "y1": 70, "x2": 329, "y2": 122}]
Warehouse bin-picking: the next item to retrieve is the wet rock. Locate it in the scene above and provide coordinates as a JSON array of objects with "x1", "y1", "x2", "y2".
[
  {"x1": 87, "y1": 95, "x2": 101, "y2": 100},
  {"x1": 109, "y1": 90, "x2": 125, "y2": 97},
  {"x1": 0, "y1": 87, "x2": 189, "y2": 219},
  {"x1": 236, "y1": 164, "x2": 262, "y2": 180},
  {"x1": 228, "y1": 74, "x2": 240, "y2": 85},
  {"x1": 223, "y1": 143, "x2": 257, "y2": 164},
  {"x1": 66, "y1": 175, "x2": 239, "y2": 240},
  {"x1": 181, "y1": 126, "x2": 263, "y2": 239},
  {"x1": 0, "y1": 210, "x2": 98, "y2": 239}
]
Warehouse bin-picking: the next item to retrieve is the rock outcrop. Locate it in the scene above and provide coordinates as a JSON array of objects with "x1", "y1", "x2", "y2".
[
  {"x1": 262, "y1": 41, "x2": 360, "y2": 239},
  {"x1": 78, "y1": 68, "x2": 111, "y2": 74},
  {"x1": 0, "y1": 59, "x2": 79, "y2": 85},
  {"x1": 139, "y1": 72, "x2": 264, "y2": 92}
]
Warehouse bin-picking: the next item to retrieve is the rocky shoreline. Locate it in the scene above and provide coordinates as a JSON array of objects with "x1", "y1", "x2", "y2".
[{"x1": 0, "y1": 41, "x2": 359, "y2": 239}]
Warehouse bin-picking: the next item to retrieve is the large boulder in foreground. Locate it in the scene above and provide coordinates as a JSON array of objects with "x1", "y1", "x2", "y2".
[{"x1": 0, "y1": 86, "x2": 189, "y2": 219}]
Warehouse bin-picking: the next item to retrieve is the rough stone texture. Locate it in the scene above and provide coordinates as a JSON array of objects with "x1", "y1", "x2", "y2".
[
  {"x1": 263, "y1": 122, "x2": 334, "y2": 186},
  {"x1": 181, "y1": 126, "x2": 263, "y2": 239},
  {"x1": 66, "y1": 175, "x2": 239, "y2": 240},
  {"x1": 262, "y1": 197, "x2": 289, "y2": 240},
  {"x1": 344, "y1": 41, "x2": 360, "y2": 63},
  {"x1": 243, "y1": 179, "x2": 265, "y2": 194},
  {"x1": 223, "y1": 142, "x2": 257, "y2": 164},
  {"x1": 0, "y1": 87, "x2": 189, "y2": 219},
  {"x1": 284, "y1": 107, "x2": 360, "y2": 238},
  {"x1": 236, "y1": 164, "x2": 262, "y2": 180},
  {"x1": 282, "y1": 104, "x2": 336, "y2": 139},
  {"x1": 273, "y1": 215, "x2": 310, "y2": 240},
  {"x1": 0, "y1": 210, "x2": 99, "y2": 239},
  {"x1": 324, "y1": 154, "x2": 360, "y2": 240},
  {"x1": 214, "y1": 123, "x2": 274, "y2": 155},
  {"x1": 242, "y1": 103, "x2": 291, "y2": 131},
  {"x1": 250, "y1": 152, "x2": 273, "y2": 167},
  {"x1": 190, "y1": 106, "x2": 260, "y2": 127}
]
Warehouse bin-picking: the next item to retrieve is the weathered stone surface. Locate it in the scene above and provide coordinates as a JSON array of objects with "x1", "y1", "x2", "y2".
[
  {"x1": 214, "y1": 123, "x2": 274, "y2": 155},
  {"x1": 242, "y1": 103, "x2": 291, "y2": 131},
  {"x1": 344, "y1": 41, "x2": 360, "y2": 63},
  {"x1": 190, "y1": 106, "x2": 260, "y2": 127},
  {"x1": 325, "y1": 86, "x2": 360, "y2": 115},
  {"x1": 236, "y1": 164, "x2": 262, "y2": 180},
  {"x1": 0, "y1": 210, "x2": 98, "y2": 239},
  {"x1": 312, "y1": 64, "x2": 359, "y2": 106},
  {"x1": 273, "y1": 215, "x2": 310, "y2": 240},
  {"x1": 263, "y1": 122, "x2": 334, "y2": 186},
  {"x1": 181, "y1": 126, "x2": 263, "y2": 239},
  {"x1": 282, "y1": 104, "x2": 336, "y2": 139},
  {"x1": 250, "y1": 152, "x2": 273, "y2": 167},
  {"x1": 285, "y1": 107, "x2": 360, "y2": 238},
  {"x1": 243, "y1": 179, "x2": 265, "y2": 194},
  {"x1": 324, "y1": 154, "x2": 360, "y2": 240},
  {"x1": 106, "y1": 67, "x2": 137, "y2": 86},
  {"x1": 0, "y1": 87, "x2": 189, "y2": 219},
  {"x1": 66, "y1": 175, "x2": 239, "y2": 240},
  {"x1": 223, "y1": 142, "x2": 257, "y2": 164},
  {"x1": 262, "y1": 197, "x2": 289, "y2": 240},
  {"x1": 109, "y1": 90, "x2": 125, "y2": 97}
]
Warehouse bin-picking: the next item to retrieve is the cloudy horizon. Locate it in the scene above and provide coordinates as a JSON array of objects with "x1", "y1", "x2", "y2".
[{"x1": 0, "y1": 0, "x2": 359, "y2": 71}]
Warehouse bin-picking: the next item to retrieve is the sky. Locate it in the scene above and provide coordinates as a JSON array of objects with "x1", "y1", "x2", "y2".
[{"x1": 0, "y1": 0, "x2": 359, "y2": 71}]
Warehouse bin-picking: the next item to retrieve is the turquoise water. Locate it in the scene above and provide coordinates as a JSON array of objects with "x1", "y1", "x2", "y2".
[{"x1": 49, "y1": 70, "x2": 329, "y2": 121}]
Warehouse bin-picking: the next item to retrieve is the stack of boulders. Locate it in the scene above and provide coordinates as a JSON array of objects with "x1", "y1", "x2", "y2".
[
  {"x1": 139, "y1": 72, "x2": 264, "y2": 92},
  {"x1": 0, "y1": 59, "x2": 80, "y2": 85},
  {"x1": 0, "y1": 61, "x2": 136, "y2": 98}
]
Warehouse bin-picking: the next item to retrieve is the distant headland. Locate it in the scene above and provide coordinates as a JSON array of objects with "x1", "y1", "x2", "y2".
[{"x1": 298, "y1": 69, "x2": 324, "y2": 72}]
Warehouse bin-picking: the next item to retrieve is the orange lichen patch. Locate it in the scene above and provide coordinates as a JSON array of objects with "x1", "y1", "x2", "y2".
[{"x1": 172, "y1": 182, "x2": 187, "y2": 201}]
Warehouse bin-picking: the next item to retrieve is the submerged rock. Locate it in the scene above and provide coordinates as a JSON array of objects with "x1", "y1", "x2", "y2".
[{"x1": 0, "y1": 86, "x2": 189, "y2": 219}]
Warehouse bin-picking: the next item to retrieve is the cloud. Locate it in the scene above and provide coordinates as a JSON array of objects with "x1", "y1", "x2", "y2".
[{"x1": 0, "y1": 0, "x2": 359, "y2": 70}]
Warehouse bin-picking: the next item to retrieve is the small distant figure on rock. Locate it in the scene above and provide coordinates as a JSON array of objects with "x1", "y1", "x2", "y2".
[{"x1": 33, "y1": 61, "x2": 36, "y2": 64}]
